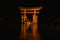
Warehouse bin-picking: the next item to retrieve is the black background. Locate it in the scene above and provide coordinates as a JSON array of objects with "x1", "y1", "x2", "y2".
[{"x1": 0, "y1": 0, "x2": 60, "y2": 40}]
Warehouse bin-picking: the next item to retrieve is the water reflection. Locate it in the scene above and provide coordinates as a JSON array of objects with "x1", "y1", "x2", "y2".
[{"x1": 20, "y1": 23, "x2": 42, "y2": 40}]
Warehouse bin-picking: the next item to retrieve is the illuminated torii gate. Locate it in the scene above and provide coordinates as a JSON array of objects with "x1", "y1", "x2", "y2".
[{"x1": 18, "y1": 6, "x2": 42, "y2": 40}]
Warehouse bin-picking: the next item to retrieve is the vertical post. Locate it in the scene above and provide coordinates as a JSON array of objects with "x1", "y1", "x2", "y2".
[
  {"x1": 23, "y1": 9, "x2": 27, "y2": 39},
  {"x1": 20, "y1": 9, "x2": 27, "y2": 39},
  {"x1": 32, "y1": 9, "x2": 38, "y2": 40}
]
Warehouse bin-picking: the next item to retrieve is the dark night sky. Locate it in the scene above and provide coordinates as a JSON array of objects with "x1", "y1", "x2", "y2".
[{"x1": 16, "y1": 0, "x2": 42, "y2": 7}]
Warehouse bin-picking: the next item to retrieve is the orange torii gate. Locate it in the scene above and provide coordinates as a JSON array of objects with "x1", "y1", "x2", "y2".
[{"x1": 18, "y1": 6, "x2": 42, "y2": 40}]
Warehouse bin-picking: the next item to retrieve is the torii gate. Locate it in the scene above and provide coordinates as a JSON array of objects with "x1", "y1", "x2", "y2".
[{"x1": 18, "y1": 6, "x2": 42, "y2": 40}]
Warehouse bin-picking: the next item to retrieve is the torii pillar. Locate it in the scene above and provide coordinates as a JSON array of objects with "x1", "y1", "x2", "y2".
[{"x1": 18, "y1": 6, "x2": 42, "y2": 40}]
